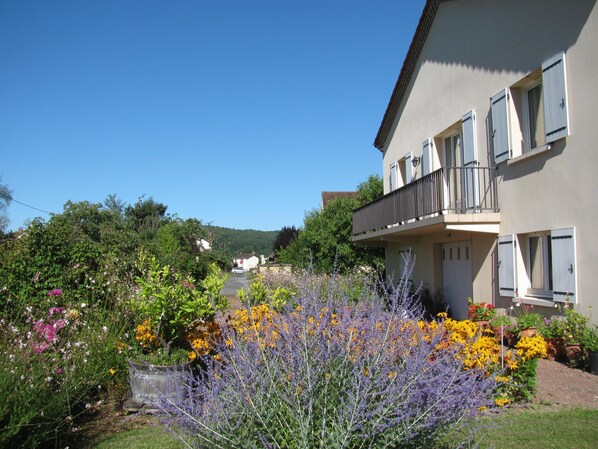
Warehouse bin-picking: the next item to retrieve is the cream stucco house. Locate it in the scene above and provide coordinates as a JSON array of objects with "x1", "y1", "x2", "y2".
[{"x1": 353, "y1": 0, "x2": 598, "y2": 323}]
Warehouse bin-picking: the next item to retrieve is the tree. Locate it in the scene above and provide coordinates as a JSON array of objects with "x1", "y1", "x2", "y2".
[
  {"x1": 0, "y1": 178, "x2": 13, "y2": 234},
  {"x1": 103, "y1": 194, "x2": 126, "y2": 216},
  {"x1": 273, "y1": 226, "x2": 299, "y2": 252},
  {"x1": 125, "y1": 196, "x2": 168, "y2": 237},
  {"x1": 278, "y1": 175, "x2": 384, "y2": 274}
]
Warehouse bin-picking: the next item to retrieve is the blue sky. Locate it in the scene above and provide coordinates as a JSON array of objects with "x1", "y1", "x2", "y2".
[{"x1": 1, "y1": 0, "x2": 425, "y2": 232}]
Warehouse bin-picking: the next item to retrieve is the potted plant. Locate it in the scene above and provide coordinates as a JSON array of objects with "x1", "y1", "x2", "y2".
[
  {"x1": 489, "y1": 315, "x2": 512, "y2": 345},
  {"x1": 467, "y1": 299, "x2": 496, "y2": 327},
  {"x1": 539, "y1": 317, "x2": 567, "y2": 361},
  {"x1": 127, "y1": 252, "x2": 228, "y2": 409},
  {"x1": 581, "y1": 325, "x2": 598, "y2": 375},
  {"x1": 563, "y1": 307, "x2": 588, "y2": 367},
  {"x1": 513, "y1": 303, "x2": 543, "y2": 338}
]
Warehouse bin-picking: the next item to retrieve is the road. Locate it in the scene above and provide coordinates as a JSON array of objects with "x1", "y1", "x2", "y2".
[
  {"x1": 215, "y1": 272, "x2": 250, "y2": 323},
  {"x1": 220, "y1": 272, "x2": 249, "y2": 298}
]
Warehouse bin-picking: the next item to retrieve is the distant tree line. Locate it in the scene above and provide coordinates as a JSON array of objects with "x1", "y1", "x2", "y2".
[{"x1": 207, "y1": 225, "x2": 278, "y2": 258}]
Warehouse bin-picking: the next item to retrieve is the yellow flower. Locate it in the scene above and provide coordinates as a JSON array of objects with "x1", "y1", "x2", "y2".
[
  {"x1": 494, "y1": 397, "x2": 510, "y2": 407},
  {"x1": 108, "y1": 368, "x2": 116, "y2": 376}
]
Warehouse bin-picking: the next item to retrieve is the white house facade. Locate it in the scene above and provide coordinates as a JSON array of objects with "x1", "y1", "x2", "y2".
[{"x1": 353, "y1": 0, "x2": 598, "y2": 322}]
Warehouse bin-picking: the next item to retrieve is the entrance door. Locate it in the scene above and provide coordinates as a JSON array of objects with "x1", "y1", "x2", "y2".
[{"x1": 442, "y1": 241, "x2": 473, "y2": 320}]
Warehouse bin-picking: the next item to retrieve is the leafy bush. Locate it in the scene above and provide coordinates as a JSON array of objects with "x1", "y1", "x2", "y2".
[
  {"x1": 130, "y1": 253, "x2": 228, "y2": 360},
  {"x1": 158, "y1": 273, "x2": 498, "y2": 448}
]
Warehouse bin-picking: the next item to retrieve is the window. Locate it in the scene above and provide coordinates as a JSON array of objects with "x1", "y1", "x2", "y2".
[
  {"x1": 438, "y1": 109, "x2": 478, "y2": 211},
  {"x1": 399, "y1": 151, "x2": 413, "y2": 186},
  {"x1": 527, "y1": 233, "x2": 552, "y2": 296},
  {"x1": 491, "y1": 52, "x2": 569, "y2": 164},
  {"x1": 497, "y1": 228, "x2": 577, "y2": 303},
  {"x1": 389, "y1": 162, "x2": 398, "y2": 191},
  {"x1": 523, "y1": 80, "x2": 545, "y2": 152}
]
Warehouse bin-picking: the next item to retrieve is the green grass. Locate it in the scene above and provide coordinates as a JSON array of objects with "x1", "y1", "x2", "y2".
[
  {"x1": 92, "y1": 427, "x2": 182, "y2": 449},
  {"x1": 442, "y1": 407, "x2": 598, "y2": 449},
  {"x1": 91, "y1": 408, "x2": 598, "y2": 449}
]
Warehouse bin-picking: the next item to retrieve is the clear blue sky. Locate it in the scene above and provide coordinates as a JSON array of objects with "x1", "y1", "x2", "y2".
[{"x1": 1, "y1": 0, "x2": 425, "y2": 232}]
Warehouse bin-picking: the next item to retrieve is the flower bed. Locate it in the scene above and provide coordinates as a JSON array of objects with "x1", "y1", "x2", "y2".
[{"x1": 158, "y1": 274, "x2": 548, "y2": 448}]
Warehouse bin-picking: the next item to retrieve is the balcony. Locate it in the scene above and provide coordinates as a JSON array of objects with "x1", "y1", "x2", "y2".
[{"x1": 353, "y1": 167, "x2": 499, "y2": 239}]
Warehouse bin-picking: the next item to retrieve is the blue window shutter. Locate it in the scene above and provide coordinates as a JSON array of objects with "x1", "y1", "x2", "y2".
[
  {"x1": 498, "y1": 235, "x2": 516, "y2": 297},
  {"x1": 422, "y1": 139, "x2": 433, "y2": 176},
  {"x1": 542, "y1": 52, "x2": 569, "y2": 143},
  {"x1": 405, "y1": 151, "x2": 413, "y2": 184},
  {"x1": 551, "y1": 227, "x2": 577, "y2": 303},
  {"x1": 462, "y1": 110, "x2": 478, "y2": 210},
  {"x1": 390, "y1": 162, "x2": 398, "y2": 191},
  {"x1": 490, "y1": 89, "x2": 511, "y2": 164}
]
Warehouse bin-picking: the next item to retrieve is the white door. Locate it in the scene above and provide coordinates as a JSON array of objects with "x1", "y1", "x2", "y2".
[{"x1": 442, "y1": 241, "x2": 473, "y2": 320}]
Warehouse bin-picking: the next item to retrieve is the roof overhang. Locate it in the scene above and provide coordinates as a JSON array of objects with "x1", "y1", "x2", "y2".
[{"x1": 353, "y1": 212, "x2": 501, "y2": 245}]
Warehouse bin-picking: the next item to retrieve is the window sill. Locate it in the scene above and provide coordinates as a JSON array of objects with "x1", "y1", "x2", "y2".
[
  {"x1": 507, "y1": 144, "x2": 551, "y2": 166},
  {"x1": 512, "y1": 296, "x2": 555, "y2": 308}
]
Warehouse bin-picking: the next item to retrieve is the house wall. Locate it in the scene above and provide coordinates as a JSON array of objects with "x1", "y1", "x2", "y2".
[
  {"x1": 383, "y1": 0, "x2": 597, "y2": 189},
  {"x1": 380, "y1": 0, "x2": 598, "y2": 322},
  {"x1": 385, "y1": 232, "x2": 495, "y2": 310}
]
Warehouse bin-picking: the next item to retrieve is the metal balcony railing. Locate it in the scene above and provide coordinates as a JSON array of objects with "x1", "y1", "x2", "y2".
[{"x1": 352, "y1": 167, "x2": 498, "y2": 236}]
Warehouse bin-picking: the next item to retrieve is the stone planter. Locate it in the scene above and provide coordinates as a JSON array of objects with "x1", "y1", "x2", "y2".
[{"x1": 126, "y1": 359, "x2": 193, "y2": 411}]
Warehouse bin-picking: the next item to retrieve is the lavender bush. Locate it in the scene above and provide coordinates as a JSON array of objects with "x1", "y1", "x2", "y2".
[{"x1": 159, "y1": 272, "x2": 497, "y2": 449}]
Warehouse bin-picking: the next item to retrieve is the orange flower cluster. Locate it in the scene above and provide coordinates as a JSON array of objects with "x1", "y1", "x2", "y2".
[
  {"x1": 187, "y1": 321, "x2": 223, "y2": 359},
  {"x1": 135, "y1": 320, "x2": 160, "y2": 350}
]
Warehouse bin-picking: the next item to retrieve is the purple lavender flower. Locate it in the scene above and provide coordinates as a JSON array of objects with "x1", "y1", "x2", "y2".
[{"x1": 158, "y1": 266, "x2": 497, "y2": 448}]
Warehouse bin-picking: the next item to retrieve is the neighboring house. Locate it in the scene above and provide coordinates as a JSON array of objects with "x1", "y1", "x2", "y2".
[
  {"x1": 195, "y1": 238, "x2": 211, "y2": 252},
  {"x1": 233, "y1": 253, "x2": 260, "y2": 271},
  {"x1": 321, "y1": 191, "x2": 357, "y2": 209},
  {"x1": 353, "y1": 0, "x2": 598, "y2": 323}
]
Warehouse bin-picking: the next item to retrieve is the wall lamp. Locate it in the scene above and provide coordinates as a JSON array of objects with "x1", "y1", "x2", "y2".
[{"x1": 411, "y1": 156, "x2": 421, "y2": 168}]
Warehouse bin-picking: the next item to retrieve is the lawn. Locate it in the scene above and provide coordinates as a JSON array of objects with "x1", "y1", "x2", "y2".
[{"x1": 91, "y1": 407, "x2": 598, "y2": 449}]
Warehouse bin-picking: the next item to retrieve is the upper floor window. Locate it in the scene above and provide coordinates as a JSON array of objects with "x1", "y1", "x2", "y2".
[
  {"x1": 491, "y1": 52, "x2": 569, "y2": 164},
  {"x1": 523, "y1": 79, "x2": 545, "y2": 152}
]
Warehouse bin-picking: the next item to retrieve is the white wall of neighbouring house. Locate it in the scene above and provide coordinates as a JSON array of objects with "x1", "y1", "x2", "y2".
[{"x1": 244, "y1": 256, "x2": 260, "y2": 271}]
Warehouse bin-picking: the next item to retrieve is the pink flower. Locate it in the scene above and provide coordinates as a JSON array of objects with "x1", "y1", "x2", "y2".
[
  {"x1": 42, "y1": 325, "x2": 58, "y2": 343},
  {"x1": 53, "y1": 319, "x2": 66, "y2": 331},
  {"x1": 32, "y1": 342, "x2": 49, "y2": 355},
  {"x1": 48, "y1": 307, "x2": 65, "y2": 316},
  {"x1": 48, "y1": 289, "x2": 62, "y2": 297}
]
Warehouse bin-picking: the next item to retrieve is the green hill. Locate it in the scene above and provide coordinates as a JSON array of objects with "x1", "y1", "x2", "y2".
[{"x1": 206, "y1": 226, "x2": 278, "y2": 258}]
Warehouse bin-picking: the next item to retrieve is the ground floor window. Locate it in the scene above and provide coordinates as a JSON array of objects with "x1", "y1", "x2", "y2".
[
  {"x1": 528, "y1": 233, "x2": 552, "y2": 297},
  {"x1": 497, "y1": 227, "x2": 577, "y2": 303}
]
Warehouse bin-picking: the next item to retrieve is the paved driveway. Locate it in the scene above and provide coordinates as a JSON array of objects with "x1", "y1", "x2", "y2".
[
  {"x1": 220, "y1": 272, "x2": 249, "y2": 297},
  {"x1": 216, "y1": 272, "x2": 249, "y2": 323}
]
